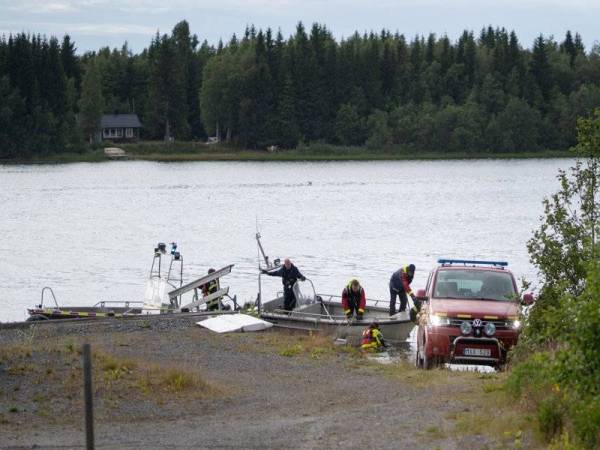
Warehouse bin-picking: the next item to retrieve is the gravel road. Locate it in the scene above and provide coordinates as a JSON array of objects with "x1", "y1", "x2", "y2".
[{"x1": 0, "y1": 316, "x2": 534, "y2": 449}]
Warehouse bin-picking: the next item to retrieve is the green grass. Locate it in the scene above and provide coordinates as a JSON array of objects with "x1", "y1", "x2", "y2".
[
  {"x1": 0, "y1": 337, "x2": 222, "y2": 422},
  {"x1": 0, "y1": 149, "x2": 106, "y2": 164},
  {"x1": 257, "y1": 332, "x2": 347, "y2": 359},
  {"x1": 371, "y1": 361, "x2": 544, "y2": 447},
  {"x1": 128, "y1": 143, "x2": 573, "y2": 162},
  {"x1": 0, "y1": 141, "x2": 574, "y2": 163}
]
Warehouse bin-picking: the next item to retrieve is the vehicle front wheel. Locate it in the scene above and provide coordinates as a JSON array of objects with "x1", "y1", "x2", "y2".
[
  {"x1": 422, "y1": 350, "x2": 437, "y2": 370},
  {"x1": 495, "y1": 360, "x2": 507, "y2": 372},
  {"x1": 417, "y1": 334, "x2": 436, "y2": 370},
  {"x1": 415, "y1": 347, "x2": 423, "y2": 368}
]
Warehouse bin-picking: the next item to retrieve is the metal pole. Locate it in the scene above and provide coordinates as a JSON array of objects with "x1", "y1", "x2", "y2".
[
  {"x1": 257, "y1": 273, "x2": 262, "y2": 314},
  {"x1": 82, "y1": 343, "x2": 95, "y2": 450}
]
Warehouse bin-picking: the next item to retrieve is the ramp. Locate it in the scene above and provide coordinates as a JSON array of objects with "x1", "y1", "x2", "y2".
[
  {"x1": 180, "y1": 287, "x2": 229, "y2": 311},
  {"x1": 168, "y1": 264, "x2": 233, "y2": 301}
]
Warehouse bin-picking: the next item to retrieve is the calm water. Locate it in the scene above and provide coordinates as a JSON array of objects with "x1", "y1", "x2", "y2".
[{"x1": 0, "y1": 159, "x2": 573, "y2": 322}]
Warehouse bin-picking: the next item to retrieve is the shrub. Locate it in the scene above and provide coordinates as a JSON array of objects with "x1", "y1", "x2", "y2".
[
  {"x1": 538, "y1": 395, "x2": 564, "y2": 440},
  {"x1": 508, "y1": 110, "x2": 600, "y2": 449},
  {"x1": 571, "y1": 397, "x2": 600, "y2": 449}
]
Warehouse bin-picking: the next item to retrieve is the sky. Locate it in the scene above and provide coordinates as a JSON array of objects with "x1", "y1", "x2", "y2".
[{"x1": 1, "y1": 0, "x2": 599, "y2": 54}]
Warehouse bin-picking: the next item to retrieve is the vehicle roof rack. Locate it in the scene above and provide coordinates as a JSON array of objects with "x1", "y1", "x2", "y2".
[{"x1": 437, "y1": 258, "x2": 508, "y2": 267}]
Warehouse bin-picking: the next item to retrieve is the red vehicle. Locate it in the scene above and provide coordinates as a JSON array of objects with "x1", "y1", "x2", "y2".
[{"x1": 415, "y1": 259, "x2": 534, "y2": 369}]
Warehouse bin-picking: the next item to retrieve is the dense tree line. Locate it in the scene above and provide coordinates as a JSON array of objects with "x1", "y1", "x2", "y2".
[{"x1": 1, "y1": 21, "x2": 600, "y2": 157}]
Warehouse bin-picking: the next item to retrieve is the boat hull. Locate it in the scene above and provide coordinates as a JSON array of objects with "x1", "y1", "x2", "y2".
[{"x1": 260, "y1": 295, "x2": 415, "y2": 343}]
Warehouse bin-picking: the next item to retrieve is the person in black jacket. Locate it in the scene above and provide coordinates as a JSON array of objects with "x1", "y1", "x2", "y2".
[
  {"x1": 389, "y1": 264, "x2": 416, "y2": 316},
  {"x1": 261, "y1": 258, "x2": 306, "y2": 311}
]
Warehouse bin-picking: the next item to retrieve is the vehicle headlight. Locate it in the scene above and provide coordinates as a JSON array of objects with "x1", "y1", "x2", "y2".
[
  {"x1": 484, "y1": 322, "x2": 496, "y2": 336},
  {"x1": 429, "y1": 314, "x2": 450, "y2": 327},
  {"x1": 460, "y1": 321, "x2": 472, "y2": 335},
  {"x1": 511, "y1": 320, "x2": 521, "y2": 330}
]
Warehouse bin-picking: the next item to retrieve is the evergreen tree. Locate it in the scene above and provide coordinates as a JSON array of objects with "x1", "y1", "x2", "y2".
[
  {"x1": 147, "y1": 33, "x2": 188, "y2": 140},
  {"x1": 274, "y1": 75, "x2": 300, "y2": 148},
  {"x1": 0, "y1": 76, "x2": 27, "y2": 158},
  {"x1": 172, "y1": 20, "x2": 202, "y2": 139},
  {"x1": 335, "y1": 103, "x2": 367, "y2": 145},
  {"x1": 61, "y1": 35, "x2": 81, "y2": 90},
  {"x1": 530, "y1": 35, "x2": 553, "y2": 106},
  {"x1": 561, "y1": 30, "x2": 577, "y2": 67},
  {"x1": 78, "y1": 61, "x2": 104, "y2": 143}
]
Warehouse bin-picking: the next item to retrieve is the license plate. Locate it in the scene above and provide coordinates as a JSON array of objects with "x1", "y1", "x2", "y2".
[{"x1": 464, "y1": 347, "x2": 491, "y2": 357}]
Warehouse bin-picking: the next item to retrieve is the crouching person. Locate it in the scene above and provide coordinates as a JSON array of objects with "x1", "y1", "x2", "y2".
[
  {"x1": 360, "y1": 321, "x2": 387, "y2": 352},
  {"x1": 342, "y1": 279, "x2": 366, "y2": 320}
]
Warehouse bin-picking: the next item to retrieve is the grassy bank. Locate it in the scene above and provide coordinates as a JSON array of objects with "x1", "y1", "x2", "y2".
[{"x1": 0, "y1": 141, "x2": 573, "y2": 163}]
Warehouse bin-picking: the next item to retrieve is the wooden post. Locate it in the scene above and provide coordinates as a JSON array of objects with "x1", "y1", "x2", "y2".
[{"x1": 82, "y1": 343, "x2": 95, "y2": 450}]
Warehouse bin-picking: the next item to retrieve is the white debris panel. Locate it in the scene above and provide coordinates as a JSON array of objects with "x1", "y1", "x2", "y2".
[{"x1": 197, "y1": 314, "x2": 273, "y2": 333}]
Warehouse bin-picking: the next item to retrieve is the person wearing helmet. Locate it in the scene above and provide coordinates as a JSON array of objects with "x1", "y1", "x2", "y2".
[
  {"x1": 342, "y1": 279, "x2": 366, "y2": 320},
  {"x1": 361, "y1": 321, "x2": 387, "y2": 351},
  {"x1": 389, "y1": 264, "x2": 416, "y2": 316},
  {"x1": 261, "y1": 258, "x2": 306, "y2": 311}
]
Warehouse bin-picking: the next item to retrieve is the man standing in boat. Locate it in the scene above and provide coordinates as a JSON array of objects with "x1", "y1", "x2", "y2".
[
  {"x1": 389, "y1": 264, "x2": 416, "y2": 316},
  {"x1": 261, "y1": 258, "x2": 306, "y2": 311},
  {"x1": 342, "y1": 279, "x2": 366, "y2": 320}
]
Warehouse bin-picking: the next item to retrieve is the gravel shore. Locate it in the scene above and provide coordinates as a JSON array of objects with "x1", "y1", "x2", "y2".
[{"x1": 0, "y1": 316, "x2": 537, "y2": 449}]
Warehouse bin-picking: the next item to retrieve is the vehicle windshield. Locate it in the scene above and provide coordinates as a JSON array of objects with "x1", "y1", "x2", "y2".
[{"x1": 433, "y1": 269, "x2": 516, "y2": 301}]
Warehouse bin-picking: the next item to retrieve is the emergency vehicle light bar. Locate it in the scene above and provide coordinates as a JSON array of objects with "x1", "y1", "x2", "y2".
[{"x1": 438, "y1": 259, "x2": 508, "y2": 267}]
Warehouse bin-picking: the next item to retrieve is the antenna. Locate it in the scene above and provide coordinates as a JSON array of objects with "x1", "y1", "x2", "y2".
[{"x1": 255, "y1": 217, "x2": 270, "y2": 269}]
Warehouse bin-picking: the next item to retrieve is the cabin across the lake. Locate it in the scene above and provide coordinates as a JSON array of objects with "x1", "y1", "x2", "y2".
[{"x1": 99, "y1": 114, "x2": 142, "y2": 142}]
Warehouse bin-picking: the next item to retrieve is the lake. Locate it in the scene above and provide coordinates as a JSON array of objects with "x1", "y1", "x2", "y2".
[{"x1": 0, "y1": 158, "x2": 573, "y2": 322}]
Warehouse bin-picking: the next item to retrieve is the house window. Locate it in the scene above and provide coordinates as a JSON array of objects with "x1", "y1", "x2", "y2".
[
  {"x1": 103, "y1": 128, "x2": 123, "y2": 138},
  {"x1": 126, "y1": 128, "x2": 133, "y2": 138}
]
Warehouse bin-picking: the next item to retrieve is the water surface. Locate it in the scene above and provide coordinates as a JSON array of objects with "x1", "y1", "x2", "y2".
[{"x1": 0, "y1": 159, "x2": 572, "y2": 322}]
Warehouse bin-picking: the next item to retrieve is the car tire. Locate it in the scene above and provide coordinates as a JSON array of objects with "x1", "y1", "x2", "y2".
[
  {"x1": 418, "y1": 332, "x2": 436, "y2": 370},
  {"x1": 423, "y1": 351, "x2": 435, "y2": 370},
  {"x1": 416, "y1": 328, "x2": 425, "y2": 368}
]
